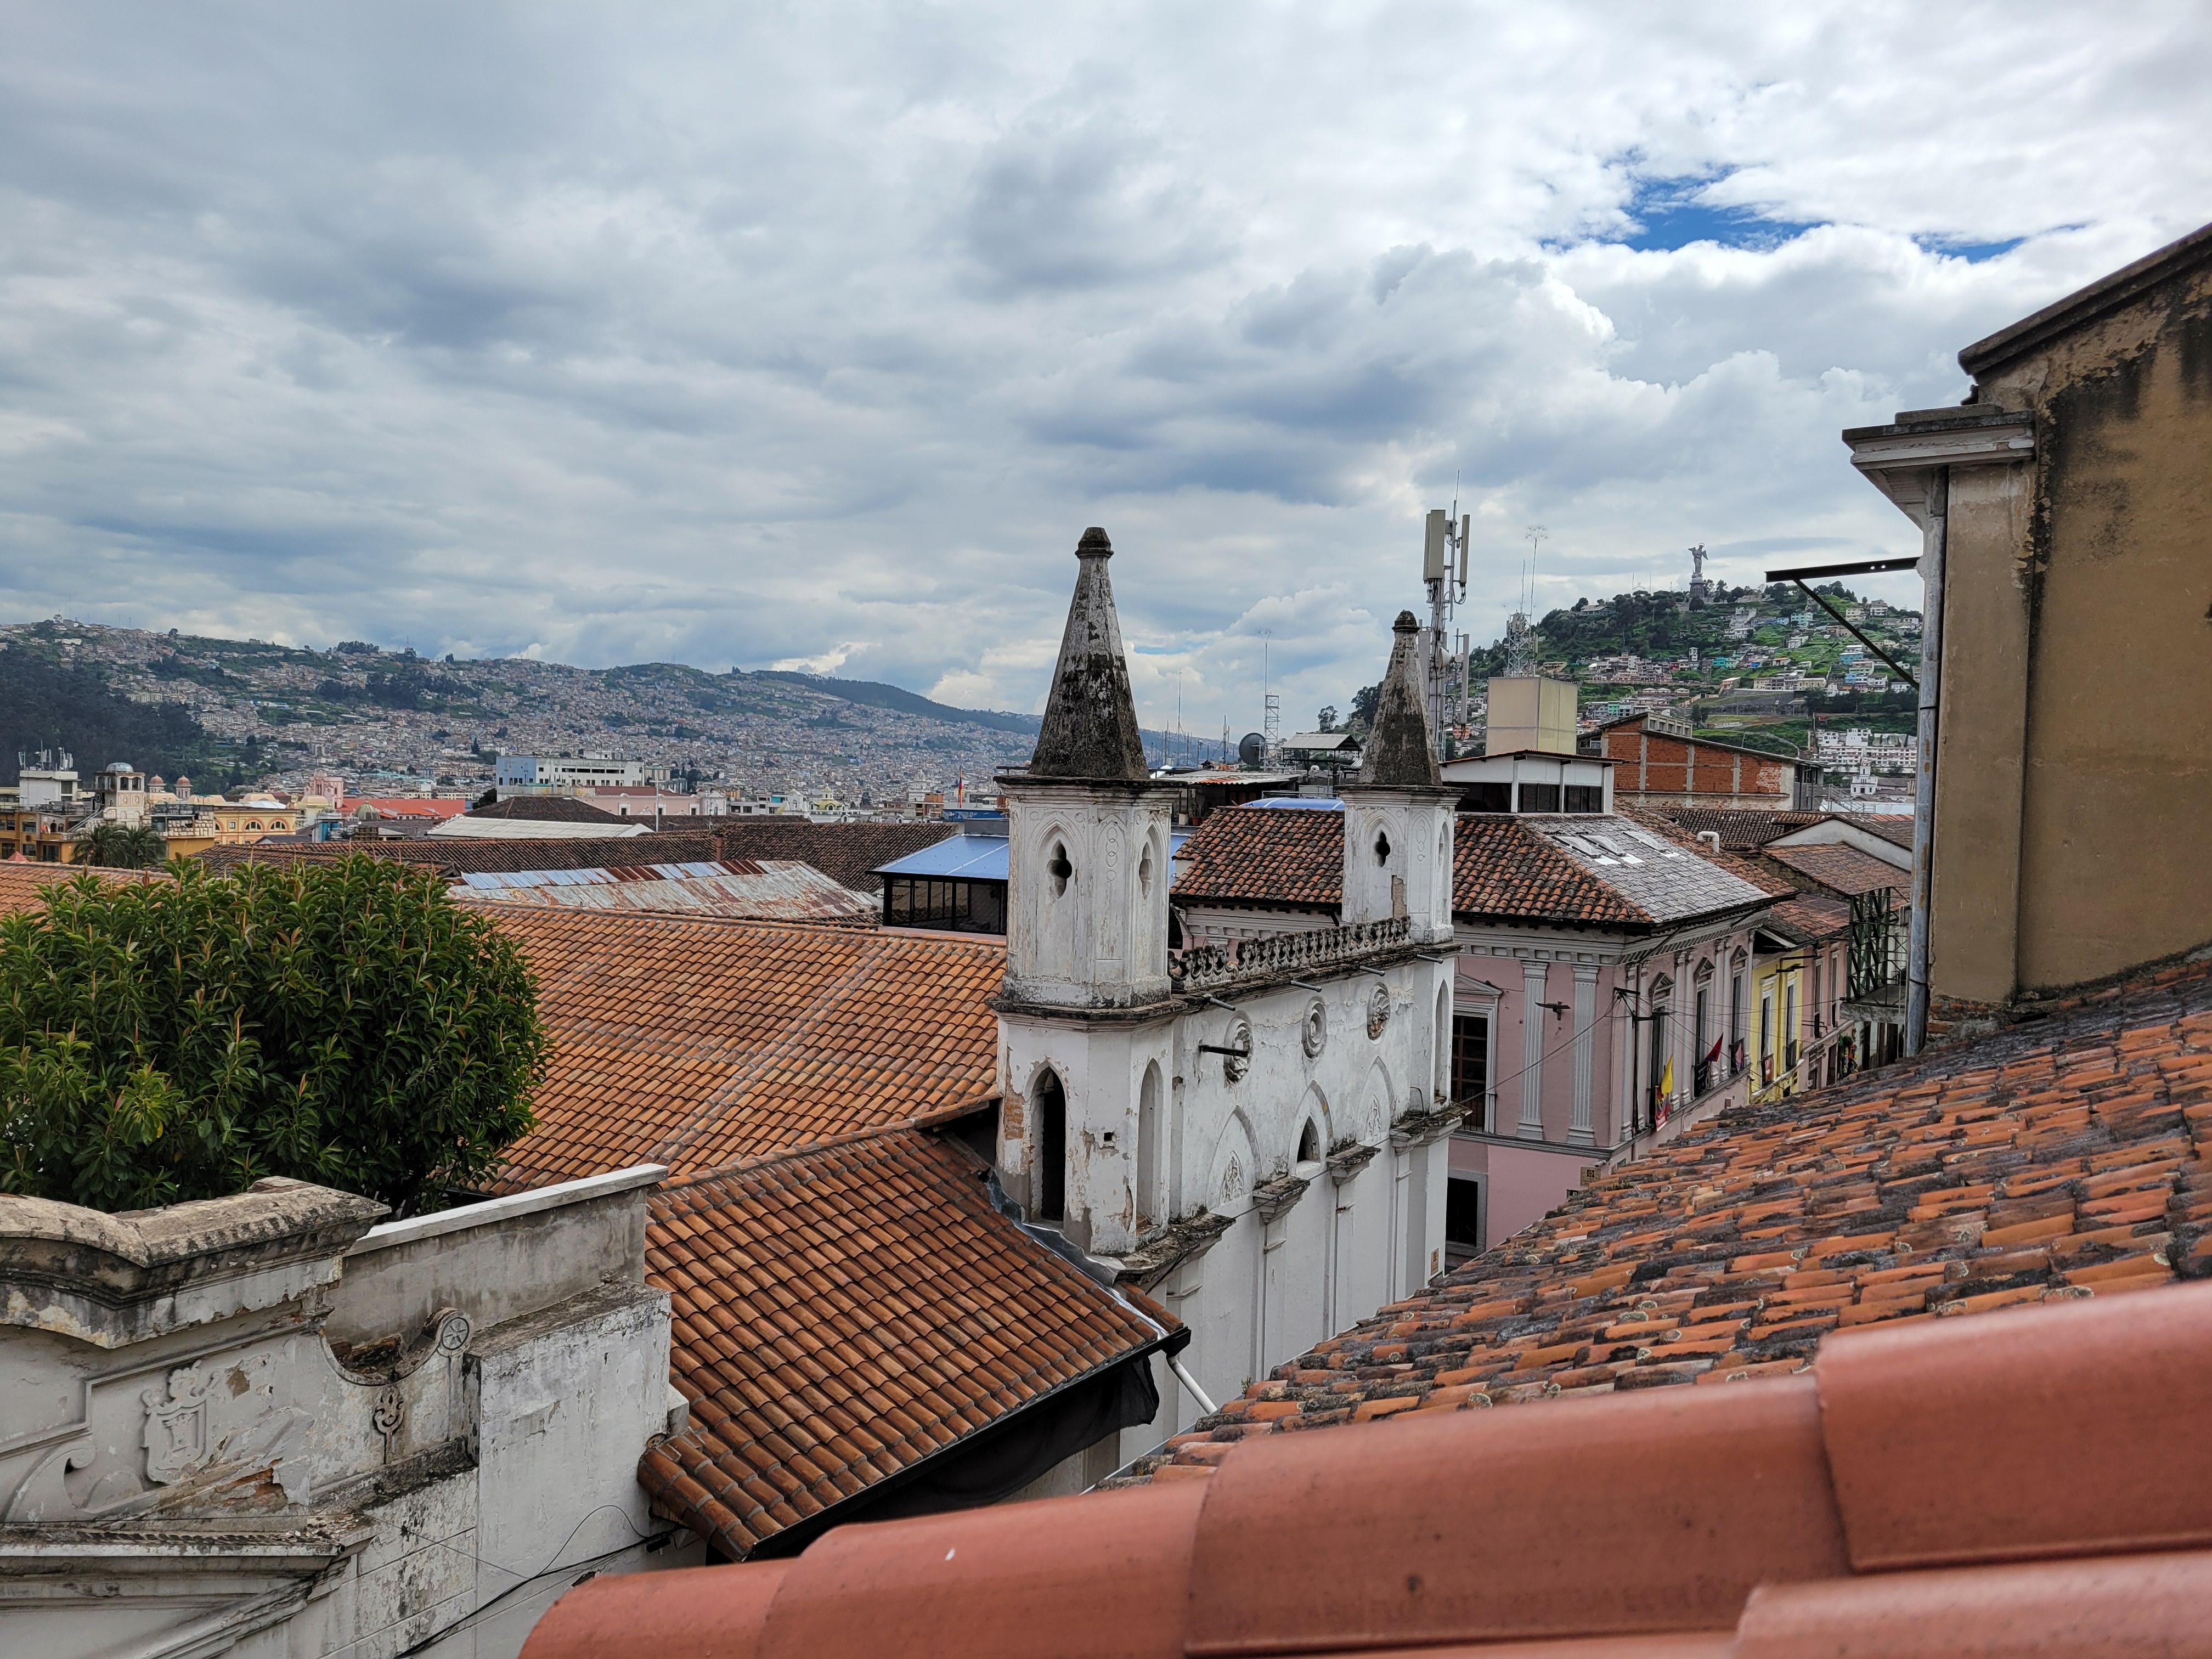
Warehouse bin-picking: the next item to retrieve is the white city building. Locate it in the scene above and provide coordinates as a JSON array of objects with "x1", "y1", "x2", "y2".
[{"x1": 993, "y1": 531, "x2": 1460, "y2": 1449}]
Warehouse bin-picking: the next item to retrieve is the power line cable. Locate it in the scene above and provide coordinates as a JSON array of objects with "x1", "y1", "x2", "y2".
[{"x1": 391, "y1": 1503, "x2": 678, "y2": 1655}]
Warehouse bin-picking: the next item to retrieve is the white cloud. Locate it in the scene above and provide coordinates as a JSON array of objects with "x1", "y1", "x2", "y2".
[{"x1": 0, "y1": 2, "x2": 2207, "y2": 733}]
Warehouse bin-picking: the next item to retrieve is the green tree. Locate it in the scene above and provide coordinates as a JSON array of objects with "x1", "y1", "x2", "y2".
[
  {"x1": 0, "y1": 858, "x2": 546, "y2": 1215},
  {"x1": 80, "y1": 821, "x2": 168, "y2": 870}
]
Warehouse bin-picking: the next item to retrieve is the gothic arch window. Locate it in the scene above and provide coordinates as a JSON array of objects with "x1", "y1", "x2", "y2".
[
  {"x1": 1032, "y1": 1068, "x2": 1068, "y2": 1222},
  {"x1": 1047, "y1": 840, "x2": 1073, "y2": 898},
  {"x1": 1434, "y1": 981, "x2": 1452, "y2": 1098},
  {"x1": 1297, "y1": 1119, "x2": 1322, "y2": 1166},
  {"x1": 1373, "y1": 828, "x2": 1391, "y2": 865},
  {"x1": 1137, "y1": 1061, "x2": 1163, "y2": 1227}
]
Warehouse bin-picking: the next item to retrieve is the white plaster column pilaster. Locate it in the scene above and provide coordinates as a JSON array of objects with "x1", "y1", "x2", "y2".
[
  {"x1": 1570, "y1": 963, "x2": 1599, "y2": 1144},
  {"x1": 1519, "y1": 959, "x2": 1548, "y2": 1137}
]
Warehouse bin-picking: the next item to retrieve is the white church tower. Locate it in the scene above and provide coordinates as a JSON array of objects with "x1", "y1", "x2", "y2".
[
  {"x1": 1339, "y1": 610, "x2": 1458, "y2": 944},
  {"x1": 997, "y1": 528, "x2": 1177, "y2": 1252},
  {"x1": 998, "y1": 535, "x2": 1462, "y2": 1451}
]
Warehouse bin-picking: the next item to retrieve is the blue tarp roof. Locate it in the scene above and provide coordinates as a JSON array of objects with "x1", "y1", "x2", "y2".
[
  {"x1": 875, "y1": 830, "x2": 1192, "y2": 882},
  {"x1": 1246, "y1": 795, "x2": 1341, "y2": 810}
]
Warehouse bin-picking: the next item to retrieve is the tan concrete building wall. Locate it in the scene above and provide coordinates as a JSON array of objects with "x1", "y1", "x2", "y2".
[
  {"x1": 1926, "y1": 463, "x2": 2035, "y2": 1005},
  {"x1": 1937, "y1": 248, "x2": 2212, "y2": 1000}
]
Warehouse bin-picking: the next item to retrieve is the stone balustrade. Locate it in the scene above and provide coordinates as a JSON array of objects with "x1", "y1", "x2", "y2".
[{"x1": 1170, "y1": 915, "x2": 1415, "y2": 992}]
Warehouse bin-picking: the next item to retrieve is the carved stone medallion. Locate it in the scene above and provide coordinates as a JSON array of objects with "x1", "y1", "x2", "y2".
[
  {"x1": 1367, "y1": 984, "x2": 1392, "y2": 1040},
  {"x1": 1301, "y1": 998, "x2": 1327, "y2": 1058}
]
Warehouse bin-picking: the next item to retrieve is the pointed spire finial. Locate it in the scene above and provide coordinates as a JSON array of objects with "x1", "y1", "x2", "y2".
[
  {"x1": 1026, "y1": 528, "x2": 1149, "y2": 781},
  {"x1": 1355, "y1": 610, "x2": 1440, "y2": 787}
]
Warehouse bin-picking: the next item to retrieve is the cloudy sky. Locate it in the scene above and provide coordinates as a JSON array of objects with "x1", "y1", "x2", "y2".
[{"x1": 3, "y1": 4, "x2": 2208, "y2": 733}]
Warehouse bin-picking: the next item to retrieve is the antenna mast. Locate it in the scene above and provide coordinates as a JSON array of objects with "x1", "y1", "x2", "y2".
[
  {"x1": 1502, "y1": 524, "x2": 1548, "y2": 678},
  {"x1": 1259, "y1": 630, "x2": 1280, "y2": 762},
  {"x1": 1420, "y1": 484, "x2": 1474, "y2": 757}
]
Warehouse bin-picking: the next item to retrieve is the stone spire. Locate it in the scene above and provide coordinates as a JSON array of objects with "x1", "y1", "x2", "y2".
[
  {"x1": 1026, "y1": 528, "x2": 1149, "y2": 782},
  {"x1": 1356, "y1": 611, "x2": 1440, "y2": 787}
]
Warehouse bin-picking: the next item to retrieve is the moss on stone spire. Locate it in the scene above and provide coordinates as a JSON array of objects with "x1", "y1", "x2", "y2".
[
  {"x1": 1355, "y1": 611, "x2": 1440, "y2": 787},
  {"x1": 1026, "y1": 528, "x2": 1150, "y2": 782}
]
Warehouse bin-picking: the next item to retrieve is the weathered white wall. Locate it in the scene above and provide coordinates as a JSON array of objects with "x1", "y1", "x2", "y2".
[
  {"x1": 1003, "y1": 950, "x2": 1456, "y2": 1452},
  {"x1": 1003, "y1": 782, "x2": 1173, "y2": 1009},
  {"x1": 0, "y1": 1167, "x2": 697, "y2": 1659}
]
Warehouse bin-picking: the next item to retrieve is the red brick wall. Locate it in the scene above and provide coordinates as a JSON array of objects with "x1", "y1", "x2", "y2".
[{"x1": 1601, "y1": 720, "x2": 1795, "y2": 806}]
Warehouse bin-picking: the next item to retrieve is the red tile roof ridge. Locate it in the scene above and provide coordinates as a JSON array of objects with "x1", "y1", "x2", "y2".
[
  {"x1": 520, "y1": 1279, "x2": 2212, "y2": 1659},
  {"x1": 651, "y1": 1097, "x2": 1001, "y2": 1192}
]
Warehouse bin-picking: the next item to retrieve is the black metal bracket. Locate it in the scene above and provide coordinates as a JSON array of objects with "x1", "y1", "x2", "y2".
[
  {"x1": 1763, "y1": 561, "x2": 1920, "y2": 690},
  {"x1": 1764, "y1": 556, "x2": 1920, "y2": 582},
  {"x1": 1195, "y1": 1042, "x2": 1252, "y2": 1059}
]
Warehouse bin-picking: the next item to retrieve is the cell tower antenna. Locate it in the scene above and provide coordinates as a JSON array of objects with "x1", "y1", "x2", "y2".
[{"x1": 1419, "y1": 492, "x2": 1475, "y2": 754}]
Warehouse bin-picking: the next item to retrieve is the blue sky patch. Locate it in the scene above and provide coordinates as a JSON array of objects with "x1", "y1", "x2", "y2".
[
  {"x1": 1606, "y1": 173, "x2": 1819, "y2": 252},
  {"x1": 1917, "y1": 234, "x2": 2026, "y2": 263}
]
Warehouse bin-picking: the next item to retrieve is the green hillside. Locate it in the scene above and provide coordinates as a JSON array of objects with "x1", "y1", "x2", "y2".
[{"x1": 0, "y1": 638, "x2": 216, "y2": 785}]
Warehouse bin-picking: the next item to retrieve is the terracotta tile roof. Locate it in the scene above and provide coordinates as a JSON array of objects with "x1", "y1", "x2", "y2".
[
  {"x1": 1656, "y1": 805, "x2": 1833, "y2": 849},
  {"x1": 523, "y1": 1277, "x2": 2212, "y2": 1659},
  {"x1": 197, "y1": 831, "x2": 729, "y2": 878},
  {"x1": 1765, "y1": 842, "x2": 1909, "y2": 899},
  {"x1": 1452, "y1": 815, "x2": 1649, "y2": 924},
  {"x1": 638, "y1": 1127, "x2": 1176, "y2": 1561},
  {"x1": 1172, "y1": 806, "x2": 1772, "y2": 929},
  {"x1": 707, "y1": 820, "x2": 963, "y2": 895},
  {"x1": 1765, "y1": 893, "x2": 1853, "y2": 945},
  {"x1": 1836, "y1": 810, "x2": 1916, "y2": 849},
  {"x1": 486, "y1": 907, "x2": 1003, "y2": 1189},
  {"x1": 0, "y1": 862, "x2": 168, "y2": 914},
  {"x1": 465, "y1": 793, "x2": 629, "y2": 823},
  {"x1": 1129, "y1": 952, "x2": 2212, "y2": 1479},
  {"x1": 1171, "y1": 803, "x2": 1344, "y2": 909}
]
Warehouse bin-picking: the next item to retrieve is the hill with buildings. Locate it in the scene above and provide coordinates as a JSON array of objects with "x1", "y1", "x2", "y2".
[
  {"x1": 1481, "y1": 579, "x2": 1922, "y2": 754},
  {"x1": 0, "y1": 618, "x2": 1073, "y2": 803}
]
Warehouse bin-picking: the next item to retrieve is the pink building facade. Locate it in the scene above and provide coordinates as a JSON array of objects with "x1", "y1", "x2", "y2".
[{"x1": 1444, "y1": 909, "x2": 1766, "y2": 1262}]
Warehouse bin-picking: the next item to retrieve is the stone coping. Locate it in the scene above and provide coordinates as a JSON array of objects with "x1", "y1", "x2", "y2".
[{"x1": 347, "y1": 1163, "x2": 668, "y2": 1258}]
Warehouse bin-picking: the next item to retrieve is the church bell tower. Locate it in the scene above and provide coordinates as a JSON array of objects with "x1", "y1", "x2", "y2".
[{"x1": 995, "y1": 529, "x2": 1178, "y2": 1252}]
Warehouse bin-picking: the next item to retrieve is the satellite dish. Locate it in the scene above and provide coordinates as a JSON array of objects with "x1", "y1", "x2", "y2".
[{"x1": 1237, "y1": 732, "x2": 1267, "y2": 768}]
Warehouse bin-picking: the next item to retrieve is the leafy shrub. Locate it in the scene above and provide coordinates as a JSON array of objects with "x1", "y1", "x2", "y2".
[{"x1": 0, "y1": 858, "x2": 547, "y2": 1215}]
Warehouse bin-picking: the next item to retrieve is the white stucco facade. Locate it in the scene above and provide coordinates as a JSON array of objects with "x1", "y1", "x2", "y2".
[
  {"x1": 996, "y1": 777, "x2": 1460, "y2": 1452},
  {"x1": 0, "y1": 1167, "x2": 696, "y2": 1659}
]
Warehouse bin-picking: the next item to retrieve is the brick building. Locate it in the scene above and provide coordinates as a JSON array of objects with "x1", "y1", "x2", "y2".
[{"x1": 1593, "y1": 711, "x2": 1820, "y2": 810}]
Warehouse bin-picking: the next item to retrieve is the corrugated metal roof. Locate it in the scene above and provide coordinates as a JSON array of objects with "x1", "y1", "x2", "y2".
[
  {"x1": 874, "y1": 830, "x2": 1193, "y2": 882},
  {"x1": 454, "y1": 858, "x2": 874, "y2": 922}
]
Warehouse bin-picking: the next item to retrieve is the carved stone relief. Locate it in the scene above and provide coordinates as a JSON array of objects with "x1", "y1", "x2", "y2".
[
  {"x1": 1223, "y1": 1015, "x2": 1252, "y2": 1082},
  {"x1": 1367, "y1": 984, "x2": 1393, "y2": 1040},
  {"x1": 1301, "y1": 997, "x2": 1328, "y2": 1058}
]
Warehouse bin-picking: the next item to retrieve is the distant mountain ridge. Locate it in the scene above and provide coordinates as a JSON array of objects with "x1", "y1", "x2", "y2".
[
  {"x1": 753, "y1": 670, "x2": 1039, "y2": 736},
  {"x1": 0, "y1": 617, "x2": 1209, "y2": 793}
]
